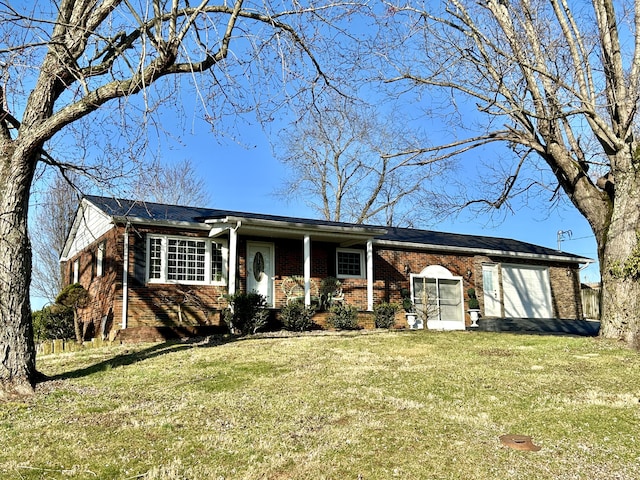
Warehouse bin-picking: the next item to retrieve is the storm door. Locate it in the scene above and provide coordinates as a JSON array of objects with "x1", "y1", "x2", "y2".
[{"x1": 411, "y1": 266, "x2": 465, "y2": 330}]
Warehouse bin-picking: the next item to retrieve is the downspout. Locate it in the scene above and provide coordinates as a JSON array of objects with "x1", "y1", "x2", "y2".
[
  {"x1": 367, "y1": 239, "x2": 374, "y2": 311},
  {"x1": 121, "y1": 222, "x2": 130, "y2": 330}
]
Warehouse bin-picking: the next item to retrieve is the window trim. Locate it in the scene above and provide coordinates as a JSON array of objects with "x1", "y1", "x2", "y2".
[
  {"x1": 336, "y1": 248, "x2": 365, "y2": 279},
  {"x1": 146, "y1": 234, "x2": 228, "y2": 286}
]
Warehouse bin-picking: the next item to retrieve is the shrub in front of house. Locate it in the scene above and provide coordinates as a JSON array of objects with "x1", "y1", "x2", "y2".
[
  {"x1": 279, "y1": 301, "x2": 315, "y2": 332},
  {"x1": 467, "y1": 288, "x2": 480, "y2": 310},
  {"x1": 373, "y1": 302, "x2": 399, "y2": 329},
  {"x1": 32, "y1": 304, "x2": 75, "y2": 342},
  {"x1": 55, "y1": 283, "x2": 92, "y2": 343},
  {"x1": 327, "y1": 304, "x2": 360, "y2": 330},
  {"x1": 223, "y1": 292, "x2": 270, "y2": 336},
  {"x1": 400, "y1": 288, "x2": 414, "y2": 313}
]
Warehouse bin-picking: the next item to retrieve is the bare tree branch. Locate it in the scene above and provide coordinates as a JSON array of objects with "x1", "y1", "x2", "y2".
[{"x1": 375, "y1": 0, "x2": 640, "y2": 343}]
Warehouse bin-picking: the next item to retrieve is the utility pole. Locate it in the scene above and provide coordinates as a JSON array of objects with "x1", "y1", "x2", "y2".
[{"x1": 557, "y1": 230, "x2": 572, "y2": 251}]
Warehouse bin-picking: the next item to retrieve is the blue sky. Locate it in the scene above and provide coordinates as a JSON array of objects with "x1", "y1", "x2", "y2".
[
  {"x1": 24, "y1": 0, "x2": 602, "y2": 310},
  {"x1": 161, "y1": 118, "x2": 601, "y2": 285}
]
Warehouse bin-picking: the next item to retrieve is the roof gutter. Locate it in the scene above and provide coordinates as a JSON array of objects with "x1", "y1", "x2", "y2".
[{"x1": 374, "y1": 239, "x2": 593, "y2": 265}]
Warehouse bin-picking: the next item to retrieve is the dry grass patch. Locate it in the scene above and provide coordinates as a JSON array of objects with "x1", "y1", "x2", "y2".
[{"x1": 1, "y1": 331, "x2": 639, "y2": 479}]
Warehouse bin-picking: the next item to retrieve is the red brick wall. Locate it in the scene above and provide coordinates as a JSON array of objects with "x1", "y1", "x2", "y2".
[
  {"x1": 61, "y1": 228, "x2": 122, "y2": 339},
  {"x1": 125, "y1": 284, "x2": 226, "y2": 328},
  {"x1": 62, "y1": 226, "x2": 585, "y2": 338},
  {"x1": 549, "y1": 264, "x2": 583, "y2": 318},
  {"x1": 374, "y1": 247, "x2": 477, "y2": 306}
]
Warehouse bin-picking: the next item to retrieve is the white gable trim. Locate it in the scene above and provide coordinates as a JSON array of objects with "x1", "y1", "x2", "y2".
[{"x1": 60, "y1": 199, "x2": 114, "y2": 261}]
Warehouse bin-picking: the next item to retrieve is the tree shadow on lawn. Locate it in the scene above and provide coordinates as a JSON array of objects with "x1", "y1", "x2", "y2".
[
  {"x1": 38, "y1": 335, "x2": 239, "y2": 384},
  {"x1": 37, "y1": 329, "x2": 392, "y2": 387}
]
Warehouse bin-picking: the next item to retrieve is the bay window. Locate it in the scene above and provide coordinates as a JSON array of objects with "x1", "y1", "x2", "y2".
[{"x1": 147, "y1": 235, "x2": 227, "y2": 285}]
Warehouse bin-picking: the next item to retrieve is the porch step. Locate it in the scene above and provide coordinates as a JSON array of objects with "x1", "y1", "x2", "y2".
[{"x1": 473, "y1": 318, "x2": 600, "y2": 336}]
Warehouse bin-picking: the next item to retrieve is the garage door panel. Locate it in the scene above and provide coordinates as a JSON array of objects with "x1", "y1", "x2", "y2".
[{"x1": 503, "y1": 265, "x2": 552, "y2": 318}]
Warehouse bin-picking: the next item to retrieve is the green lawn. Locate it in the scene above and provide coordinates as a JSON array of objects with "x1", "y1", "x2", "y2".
[{"x1": 1, "y1": 330, "x2": 639, "y2": 479}]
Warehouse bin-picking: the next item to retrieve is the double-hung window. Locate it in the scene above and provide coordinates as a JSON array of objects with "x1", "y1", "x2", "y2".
[
  {"x1": 148, "y1": 235, "x2": 228, "y2": 285},
  {"x1": 336, "y1": 248, "x2": 365, "y2": 279}
]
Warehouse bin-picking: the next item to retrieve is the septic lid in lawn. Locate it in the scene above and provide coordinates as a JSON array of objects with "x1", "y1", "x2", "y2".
[{"x1": 499, "y1": 434, "x2": 541, "y2": 451}]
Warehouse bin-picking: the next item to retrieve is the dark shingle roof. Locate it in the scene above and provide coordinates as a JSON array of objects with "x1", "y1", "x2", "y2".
[
  {"x1": 85, "y1": 195, "x2": 354, "y2": 228},
  {"x1": 379, "y1": 227, "x2": 584, "y2": 260},
  {"x1": 85, "y1": 195, "x2": 588, "y2": 262}
]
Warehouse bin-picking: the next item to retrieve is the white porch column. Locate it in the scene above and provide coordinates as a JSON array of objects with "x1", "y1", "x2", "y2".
[
  {"x1": 304, "y1": 234, "x2": 311, "y2": 307},
  {"x1": 228, "y1": 224, "x2": 239, "y2": 296},
  {"x1": 367, "y1": 239, "x2": 374, "y2": 311}
]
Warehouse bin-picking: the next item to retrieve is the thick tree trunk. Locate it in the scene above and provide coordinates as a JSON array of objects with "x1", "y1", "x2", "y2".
[
  {"x1": 600, "y1": 270, "x2": 640, "y2": 345},
  {"x1": 0, "y1": 150, "x2": 37, "y2": 399},
  {"x1": 597, "y1": 166, "x2": 640, "y2": 346},
  {"x1": 73, "y1": 310, "x2": 83, "y2": 344}
]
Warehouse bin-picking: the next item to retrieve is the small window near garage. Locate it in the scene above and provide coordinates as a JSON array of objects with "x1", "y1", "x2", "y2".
[{"x1": 336, "y1": 248, "x2": 364, "y2": 278}]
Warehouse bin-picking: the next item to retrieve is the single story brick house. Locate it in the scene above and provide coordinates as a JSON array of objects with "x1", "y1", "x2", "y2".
[{"x1": 59, "y1": 195, "x2": 593, "y2": 341}]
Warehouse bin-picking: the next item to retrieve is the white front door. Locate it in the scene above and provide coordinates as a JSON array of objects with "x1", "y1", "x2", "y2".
[
  {"x1": 482, "y1": 264, "x2": 502, "y2": 317},
  {"x1": 247, "y1": 242, "x2": 275, "y2": 307}
]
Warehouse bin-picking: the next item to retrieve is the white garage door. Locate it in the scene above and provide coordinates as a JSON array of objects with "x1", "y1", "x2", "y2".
[{"x1": 502, "y1": 265, "x2": 553, "y2": 318}]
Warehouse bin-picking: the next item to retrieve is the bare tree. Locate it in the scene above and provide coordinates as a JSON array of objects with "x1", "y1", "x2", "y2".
[
  {"x1": 30, "y1": 157, "x2": 209, "y2": 308},
  {"x1": 0, "y1": 0, "x2": 349, "y2": 398},
  {"x1": 134, "y1": 158, "x2": 210, "y2": 206},
  {"x1": 30, "y1": 173, "x2": 81, "y2": 303},
  {"x1": 275, "y1": 95, "x2": 440, "y2": 225},
  {"x1": 375, "y1": 0, "x2": 640, "y2": 345}
]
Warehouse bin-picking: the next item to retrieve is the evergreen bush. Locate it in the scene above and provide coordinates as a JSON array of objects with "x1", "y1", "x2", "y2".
[
  {"x1": 32, "y1": 304, "x2": 75, "y2": 342},
  {"x1": 55, "y1": 283, "x2": 91, "y2": 343},
  {"x1": 327, "y1": 304, "x2": 360, "y2": 330},
  {"x1": 223, "y1": 292, "x2": 270, "y2": 336},
  {"x1": 400, "y1": 288, "x2": 414, "y2": 312},
  {"x1": 373, "y1": 302, "x2": 399, "y2": 329},
  {"x1": 279, "y1": 301, "x2": 315, "y2": 332},
  {"x1": 467, "y1": 288, "x2": 480, "y2": 310}
]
